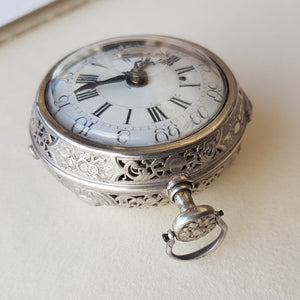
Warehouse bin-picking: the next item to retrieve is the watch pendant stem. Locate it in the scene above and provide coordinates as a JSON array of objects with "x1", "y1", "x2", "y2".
[
  {"x1": 174, "y1": 190, "x2": 195, "y2": 213},
  {"x1": 162, "y1": 176, "x2": 227, "y2": 260}
]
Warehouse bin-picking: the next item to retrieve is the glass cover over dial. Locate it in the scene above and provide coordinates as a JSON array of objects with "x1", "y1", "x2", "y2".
[{"x1": 46, "y1": 36, "x2": 227, "y2": 147}]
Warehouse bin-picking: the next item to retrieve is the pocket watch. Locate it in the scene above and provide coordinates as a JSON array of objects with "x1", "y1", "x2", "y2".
[{"x1": 29, "y1": 35, "x2": 252, "y2": 260}]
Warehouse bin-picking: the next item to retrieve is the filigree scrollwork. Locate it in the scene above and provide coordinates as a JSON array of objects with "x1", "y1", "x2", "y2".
[
  {"x1": 30, "y1": 111, "x2": 56, "y2": 160},
  {"x1": 47, "y1": 145, "x2": 238, "y2": 207},
  {"x1": 115, "y1": 129, "x2": 228, "y2": 182},
  {"x1": 196, "y1": 130, "x2": 227, "y2": 164},
  {"x1": 116, "y1": 158, "x2": 166, "y2": 182}
]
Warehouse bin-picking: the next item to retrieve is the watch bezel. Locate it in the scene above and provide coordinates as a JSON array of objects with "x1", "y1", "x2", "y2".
[{"x1": 36, "y1": 35, "x2": 238, "y2": 158}]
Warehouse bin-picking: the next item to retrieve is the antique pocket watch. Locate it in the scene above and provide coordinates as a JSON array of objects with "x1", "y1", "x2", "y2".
[{"x1": 29, "y1": 35, "x2": 252, "y2": 260}]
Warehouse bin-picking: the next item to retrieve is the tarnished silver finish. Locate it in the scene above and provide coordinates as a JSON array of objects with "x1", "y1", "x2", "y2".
[{"x1": 29, "y1": 35, "x2": 252, "y2": 259}]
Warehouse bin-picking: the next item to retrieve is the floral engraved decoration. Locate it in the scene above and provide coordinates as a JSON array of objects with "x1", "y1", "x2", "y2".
[
  {"x1": 52, "y1": 157, "x2": 236, "y2": 207},
  {"x1": 51, "y1": 143, "x2": 116, "y2": 182},
  {"x1": 31, "y1": 112, "x2": 56, "y2": 159}
]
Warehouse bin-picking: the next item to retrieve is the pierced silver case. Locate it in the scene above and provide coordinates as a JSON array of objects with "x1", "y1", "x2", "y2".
[{"x1": 29, "y1": 36, "x2": 252, "y2": 259}]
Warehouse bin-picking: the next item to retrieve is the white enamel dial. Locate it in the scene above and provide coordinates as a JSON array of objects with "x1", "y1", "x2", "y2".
[{"x1": 46, "y1": 36, "x2": 227, "y2": 147}]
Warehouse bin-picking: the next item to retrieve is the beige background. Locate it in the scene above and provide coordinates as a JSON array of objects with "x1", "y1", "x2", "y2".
[{"x1": 0, "y1": 0, "x2": 299, "y2": 299}]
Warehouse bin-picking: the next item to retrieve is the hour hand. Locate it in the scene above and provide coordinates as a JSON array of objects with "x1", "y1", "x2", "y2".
[{"x1": 74, "y1": 75, "x2": 126, "y2": 93}]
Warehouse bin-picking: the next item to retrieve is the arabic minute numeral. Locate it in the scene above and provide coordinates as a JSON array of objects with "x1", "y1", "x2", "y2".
[
  {"x1": 155, "y1": 124, "x2": 180, "y2": 143},
  {"x1": 71, "y1": 117, "x2": 94, "y2": 136},
  {"x1": 207, "y1": 82, "x2": 223, "y2": 103},
  {"x1": 54, "y1": 95, "x2": 70, "y2": 108},
  {"x1": 117, "y1": 130, "x2": 130, "y2": 144},
  {"x1": 53, "y1": 95, "x2": 70, "y2": 115},
  {"x1": 190, "y1": 107, "x2": 209, "y2": 125}
]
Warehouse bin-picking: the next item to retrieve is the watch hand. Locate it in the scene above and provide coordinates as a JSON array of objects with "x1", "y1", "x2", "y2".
[
  {"x1": 74, "y1": 75, "x2": 126, "y2": 93},
  {"x1": 128, "y1": 58, "x2": 154, "y2": 74},
  {"x1": 75, "y1": 59, "x2": 154, "y2": 93},
  {"x1": 123, "y1": 59, "x2": 153, "y2": 87}
]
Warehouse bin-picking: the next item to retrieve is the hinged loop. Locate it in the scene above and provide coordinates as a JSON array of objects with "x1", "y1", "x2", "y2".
[{"x1": 162, "y1": 176, "x2": 227, "y2": 260}]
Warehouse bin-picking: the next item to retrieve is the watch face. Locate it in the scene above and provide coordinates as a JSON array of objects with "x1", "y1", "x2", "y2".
[{"x1": 45, "y1": 35, "x2": 227, "y2": 148}]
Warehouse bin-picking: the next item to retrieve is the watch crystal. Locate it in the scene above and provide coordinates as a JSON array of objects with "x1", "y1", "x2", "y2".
[{"x1": 46, "y1": 36, "x2": 227, "y2": 147}]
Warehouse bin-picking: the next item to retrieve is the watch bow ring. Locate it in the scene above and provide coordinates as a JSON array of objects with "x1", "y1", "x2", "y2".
[{"x1": 29, "y1": 35, "x2": 252, "y2": 260}]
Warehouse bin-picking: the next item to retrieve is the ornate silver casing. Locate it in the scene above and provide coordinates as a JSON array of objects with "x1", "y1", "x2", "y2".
[
  {"x1": 30, "y1": 88, "x2": 251, "y2": 208},
  {"x1": 29, "y1": 36, "x2": 252, "y2": 259}
]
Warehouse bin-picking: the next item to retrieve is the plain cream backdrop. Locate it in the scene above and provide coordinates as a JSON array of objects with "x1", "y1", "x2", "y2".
[{"x1": 0, "y1": 0, "x2": 299, "y2": 299}]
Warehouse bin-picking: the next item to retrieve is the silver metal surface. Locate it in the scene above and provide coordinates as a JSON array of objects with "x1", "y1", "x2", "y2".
[
  {"x1": 162, "y1": 176, "x2": 227, "y2": 260},
  {"x1": 164, "y1": 213, "x2": 227, "y2": 260},
  {"x1": 29, "y1": 35, "x2": 252, "y2": 259}
]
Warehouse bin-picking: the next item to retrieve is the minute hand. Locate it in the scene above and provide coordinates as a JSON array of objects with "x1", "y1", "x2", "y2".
[{"x1": 74, "y1": 75, "x2": 126, "y2": 93}]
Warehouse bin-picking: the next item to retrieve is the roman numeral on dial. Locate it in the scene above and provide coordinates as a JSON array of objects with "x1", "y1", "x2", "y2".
[
  {"x1": 75, "y1": 89, "x2": 99, "y2": 101},
  {"x1": 93, "y1": 102, "x2": 112, "y2": 117},
  {"x1": 76, "y1": 74, "x2": 98, "y2": 83},
  {"x1": 125, "y1": 109, "x2": 132, "y2": 125},
  {"x1": 169, "y1": 97, "x2": 191, "y2": 109},
  {"x1": 175, "y1": 66, "x2": 195, "y2": 75},
  {"x1": 147, "y1": 106, "x2": 168, "y2": 123},
  {"x1": 158, "y1": 55, "x2": 181, "y2": 66}
]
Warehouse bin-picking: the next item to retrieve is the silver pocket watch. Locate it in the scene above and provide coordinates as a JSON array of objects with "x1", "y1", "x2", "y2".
[{"x1": 29, "y1": 35, "x2": 252, "y2": 260}]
